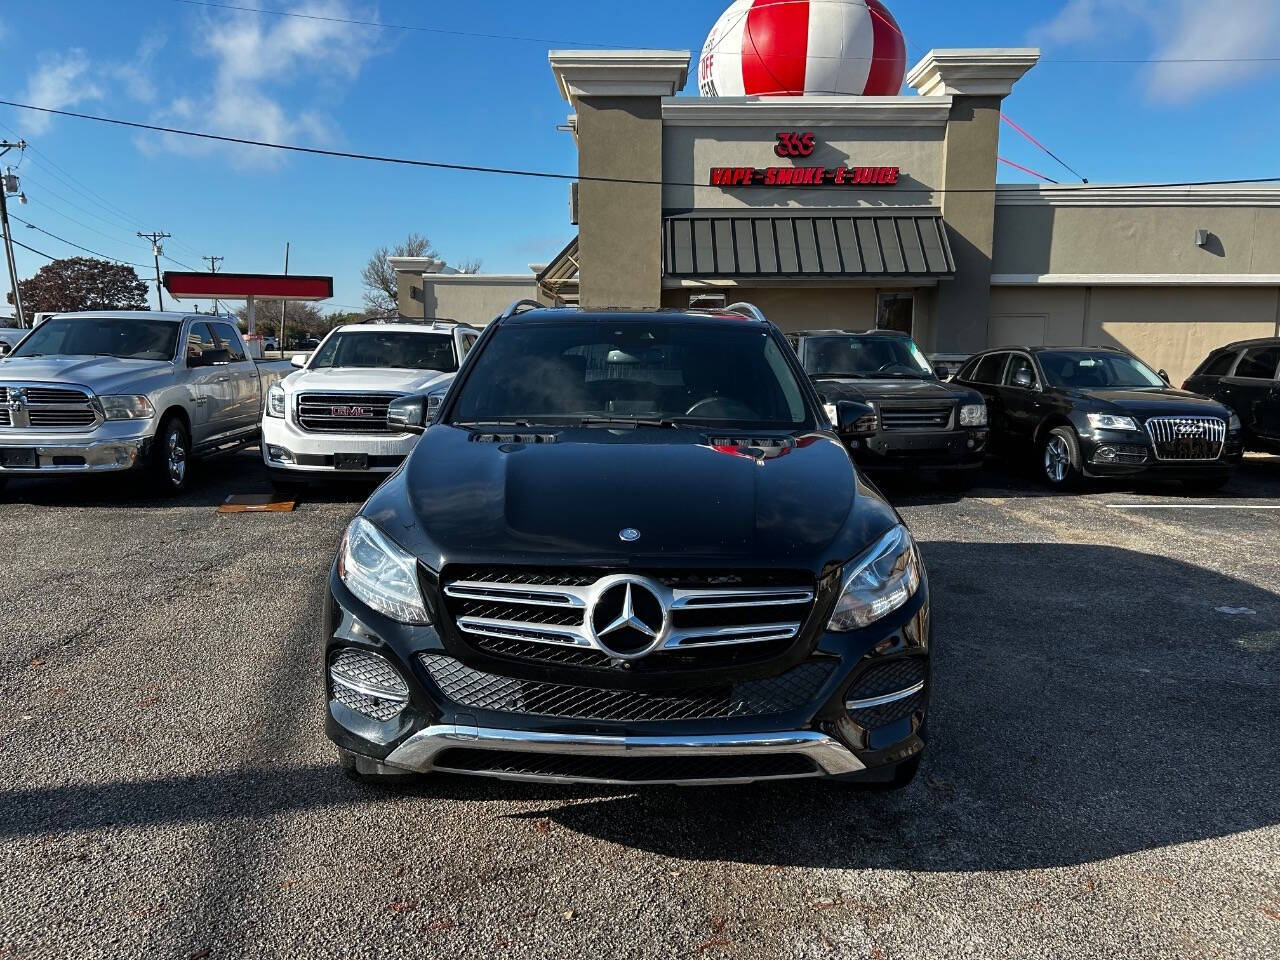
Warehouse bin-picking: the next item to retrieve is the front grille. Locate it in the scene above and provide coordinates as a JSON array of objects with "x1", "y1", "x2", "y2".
[
  {"x1": 0, "y1": 383, "x2": 99, "y2": 431},
  {"x1": 879, "y1": 404, "x2": 954, "y2": 432},
  {"x1": 845, "y1": 658, "x2": 926, "y2": 729},
  {"x1": 420, "y1": 654, "x2": 835, "y2": 722},
  {"x1": 328, "y1": 649, "x2": 409, "y2": 722},
  {"x1": 440, "y1": 567, "x2": 816, "y2": 669},
  {"x1": 431, "y1": 749, "x2": 818, "y2": 784},
  {"x1": 297, "y1": 392, "x2": 402, "y2": 434},
  {"x1": 1145, "y1": 416, "x2": 1226, "y2": 461}
]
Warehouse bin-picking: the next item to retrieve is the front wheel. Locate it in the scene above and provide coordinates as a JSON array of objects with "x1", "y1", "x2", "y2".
[
  {"x1": 150, "y1": 417, "x2": 191, "y2": 495},
  {"x1": 1041, "y1": 427, "x2": 1082, "y2": 490}
]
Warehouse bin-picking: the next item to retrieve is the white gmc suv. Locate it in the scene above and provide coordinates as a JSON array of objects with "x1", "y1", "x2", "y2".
[{"x1": 262, "y1": 320, "x2": 479, "y2": 484}]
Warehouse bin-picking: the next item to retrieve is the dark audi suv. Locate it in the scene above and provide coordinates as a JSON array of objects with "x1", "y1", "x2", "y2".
[
  {"x1": 1183, "y1": 338, "x2": 1280, "y2": 455},
  {"x1": 788, "y1": 330, "x2": 989, "y2": 488},
  {"x1": 955, "y1": 346, "x2": 1243, "y2": 491},
  {"x1": 324, "y1": 305, "x2": 931, "y2": 788}
]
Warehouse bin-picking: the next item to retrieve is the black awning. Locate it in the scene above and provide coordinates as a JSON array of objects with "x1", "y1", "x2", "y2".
[{"x1": 663, "y1": 210, "x2": 955, "y2": 279}]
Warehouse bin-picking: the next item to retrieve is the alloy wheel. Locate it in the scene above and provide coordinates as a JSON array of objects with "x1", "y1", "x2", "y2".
[
  {"x1": 167, "y1": 431, "x2": 187, "y2": 486},
  {"x1": 1044, "y1": 436, "x2": 1069, "y2": 483}
]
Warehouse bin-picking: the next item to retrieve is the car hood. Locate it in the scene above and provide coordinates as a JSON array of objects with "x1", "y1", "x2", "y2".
[
  {"x1": 284, "y1": 366, "x2": 454, "y2": 394},
  {"x1": 1075, "y1": 388, "x2": 1229, "y2": 418},
  {"x1": 364, "y1": 425, "x2": 895, "y2": 572},
  {"x1": 0, "y1": 355, "x2": 173, "y2": 394},
  {"x1": 812, "y1": 376, "x2": 977, "y2": 404}
]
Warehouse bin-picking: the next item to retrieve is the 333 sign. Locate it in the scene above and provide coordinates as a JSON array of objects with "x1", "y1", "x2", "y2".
[{"x1": 775, "y1": 131, "x2": 816, "y2": 158}]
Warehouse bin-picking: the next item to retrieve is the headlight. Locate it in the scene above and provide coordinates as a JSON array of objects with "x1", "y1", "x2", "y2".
[
  {"x1": 267, "y1": 383, "x2": 286, "y2": 419},
  {"x1": 1087, "y1": 413, "x2": 1140, "y2": 432},
  {"x1": 823, "y1": 402, "x2": 838, "y2": 427},
  {"x1": 1229, "y1": 412, "x2": 1242, "y2": 432},
  {"x1": 959, "y1": 403, "x2": 987, "y2": 427},
  {"x1": 338, "y1": 517, "x2": 431, "y2": 624},
  {"x1": 828, "y1": 525, "x2": 922, "y2": 632},
  {"x1": 100, "y1": 395, "x2": 155, "y2": 420}
]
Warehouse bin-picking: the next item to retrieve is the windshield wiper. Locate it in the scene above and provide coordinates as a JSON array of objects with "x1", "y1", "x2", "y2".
[
  {"x1": 454, "y1": 419, "x2": 540, "y2": 429},
  {"x1": 578, "y1": 416, "x2": 683, "y2": 429}
]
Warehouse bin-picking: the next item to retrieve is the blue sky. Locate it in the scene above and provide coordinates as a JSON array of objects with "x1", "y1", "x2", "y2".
[{"x1": 2, "y1": 0, "x2": 1279, "y2": 313}]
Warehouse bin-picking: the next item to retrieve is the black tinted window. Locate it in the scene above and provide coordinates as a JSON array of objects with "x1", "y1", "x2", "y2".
[
  {"x1": 1235, "y1": 345, "x2": 1280, "y2": 379},
  {"x1": 1039, "y1": 351, "x2": 1164, "y2": 389},
  {"x1": 210, "y1": 323, "x2": 246, "y2": 362},
  {"x1": 12, "y1": 316, "x2": 181, "y2": 361},
  {"x1": 1004, "y1": 354, "x2": 1036, "y2": 387},
  {"x1": 972, "y1": 353, "x2": 1008, "y2": 385},
  {"x1": 451, "y1": 321, "x2": 810, "y2": 428},
  {"x1": 1198, "y1": 351, "x2": 1238, "y2": 377},
  {"x1": 186, "y1": 323, "x2": 218, "y2": 363}
]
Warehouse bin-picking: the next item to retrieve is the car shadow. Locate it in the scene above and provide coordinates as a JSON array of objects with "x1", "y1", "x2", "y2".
[{"x1": 0, "y1": 545, "x2": 1275, "y2": 873}]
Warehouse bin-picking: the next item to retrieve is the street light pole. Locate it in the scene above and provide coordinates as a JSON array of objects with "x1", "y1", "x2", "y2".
[{"x1": 0, "y1": 140, "x2": 28, "y2": 328}]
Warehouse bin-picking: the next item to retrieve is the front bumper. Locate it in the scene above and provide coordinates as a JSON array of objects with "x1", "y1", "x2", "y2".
[
  {"x1": 261, "y1": 415, "x2": 417, "y2": 475},
  {"x1": 1080, "y1": 429, "x2": 1244, "y2": 478},
  {"x1": 323, "y1": 565, "x2": 931, "y2": 786},
  {"x1": 848, "y1": 427, "x2": 987, "y2": 471},
  {"x1": 0, "y1": 422, "x2": 154, "y2": 476}
]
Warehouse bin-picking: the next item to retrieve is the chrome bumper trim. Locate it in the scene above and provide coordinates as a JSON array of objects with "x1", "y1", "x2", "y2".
[
  {"x1": 380, "y1": 724, "x2": 865, "y2": 783},
  {"x1": 845, "y1": 681, "x2": 926, "y2": 711},
  {"x1": 0, "y1": 437, "x2": 148, "y2": 474}
]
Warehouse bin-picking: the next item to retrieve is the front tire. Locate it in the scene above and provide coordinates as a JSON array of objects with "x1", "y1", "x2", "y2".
[
  {"x1": 150, "y1": 416, "x2": 191, "y2": 495},
  {"x1": 1041, "y1": 427, "x2": 1082, "y2": 490}
]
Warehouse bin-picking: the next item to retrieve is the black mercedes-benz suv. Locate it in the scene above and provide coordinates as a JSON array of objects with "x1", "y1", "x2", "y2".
[
  {"x1": 323, "y1": 304, "x2": 931, "y2": 789},
  {"x1": 787, "y1": 330, "x2": 989, "y2": 488},
  {"x1": 955, "y1": 345, "x2": 1243, "y2": 491}
]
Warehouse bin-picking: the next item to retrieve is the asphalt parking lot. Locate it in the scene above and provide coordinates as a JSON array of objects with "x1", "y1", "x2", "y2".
[{"x1": 1, "y1": 454, "x2": 1277, "y2": 959}]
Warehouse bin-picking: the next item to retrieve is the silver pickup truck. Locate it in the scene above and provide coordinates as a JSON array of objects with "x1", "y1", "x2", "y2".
[{"x1": 0, "y1": 311, "x2": 290, "y2": 494}]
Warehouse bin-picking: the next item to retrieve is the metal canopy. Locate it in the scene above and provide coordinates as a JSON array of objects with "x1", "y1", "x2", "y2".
[{"x1": 663, "y1": 210, "x2": 955, "y2": 279}]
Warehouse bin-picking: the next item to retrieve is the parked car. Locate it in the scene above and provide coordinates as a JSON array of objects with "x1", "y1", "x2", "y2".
[
  {"x1": 324, "y1": 302, "x2": 931, "y2": 789},
  {"x1": 786, "y1": 329, "x2": 988, "y2": 488},
  {"x1": 262, "y1": 336, "x2": 278, "y2": 352},
  {"x1": 1183, "y1": 338, "x2": 1280, "y2": 455},
  {"x1": 955, "y1": 346, "x2": 1243, "y2": 491},
  {"x1": 0, "y1": 311, "x2": 290, "y2": 494},
  {"x1": 262, "y1": 320, "x2": 480, "y2": 484}
]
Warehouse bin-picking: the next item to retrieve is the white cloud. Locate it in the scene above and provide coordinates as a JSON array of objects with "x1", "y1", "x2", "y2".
[
  {"x1": 108, "y1": 33, "x2": 168, "y2": 103},
  {"x1": 20, "y1": 49, "x2": 104, "y2": 134},
  {"x1": 1032, "y1": 0, "x2": 1280, "y2": 103},
  {"x1": 149, "y1": 0, "x2": 381, "y2": 169}
]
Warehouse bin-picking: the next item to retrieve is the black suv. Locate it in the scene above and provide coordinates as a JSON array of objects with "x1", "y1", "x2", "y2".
[
  {"x1": 1183, "y1": 338, "x2": 1280, "y2": 454},
  {"x1": 788, "y1": 330, "x2": 989, "y2": 487},
  {"x1": 323, "y1": 304, "x2": 931, "y2": 789},
  {"x1": 955, "y1": 346, "x2": 1243, "y2": 491}
]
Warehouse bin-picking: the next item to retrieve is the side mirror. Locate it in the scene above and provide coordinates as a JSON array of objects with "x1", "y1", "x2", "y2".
[
  {"x1": 1014, "y1": 368, "x2": 1035, "y2": 389},
  {"x1": 387, "y1": 395, "x2": 429, "y2": 434},
  {"x1": 290, "y1": 353, "x2": 309, "y2": 369},
  {"x1": 933, "y1": 363, "x2": 950, "y2": 381},
  {"x1": 835, "y1": 400, "x2": 878, "y2": 436},
  {"x1": 1158, "y1": 369, "x2": 1171, "y2": 384},
  {"x1": 0, "y1": 342, "x2": 11, "y2": 358}
]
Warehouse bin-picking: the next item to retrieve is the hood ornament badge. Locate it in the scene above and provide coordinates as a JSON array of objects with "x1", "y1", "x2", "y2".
[{"x1": 619, "y1": 528, "x2": 641, "y2": 542}]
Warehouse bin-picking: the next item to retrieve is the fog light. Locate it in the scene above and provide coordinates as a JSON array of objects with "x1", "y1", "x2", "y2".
[
  {"x1": 1096, "y1": 446, "x2": 1118, "y2": 462},
  {"x1": 966, "y1": 438, "x2": 976, "y2": 449},
  {"x1": 267, "y1": 445, "x2": 295, "y2": 464}
]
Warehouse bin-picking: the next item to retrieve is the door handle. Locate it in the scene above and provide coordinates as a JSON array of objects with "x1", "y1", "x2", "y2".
[{"x1": 216, "y1": 375, "x2": 231, "y2": 383}]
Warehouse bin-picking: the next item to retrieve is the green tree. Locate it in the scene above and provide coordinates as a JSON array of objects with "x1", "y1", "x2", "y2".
[{"x1": 11, "y1": 258, "x2": 149, "y2": 313}]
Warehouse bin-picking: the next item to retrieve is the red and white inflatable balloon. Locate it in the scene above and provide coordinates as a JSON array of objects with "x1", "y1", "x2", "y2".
[{"x1": 698, "y1": 0, "x2": 907, "y2": 97}]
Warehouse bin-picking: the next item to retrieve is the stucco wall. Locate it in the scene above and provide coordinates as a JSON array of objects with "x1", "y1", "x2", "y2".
[{"x1": 417, "y1": 278, "x2": 538, "y2": 328}]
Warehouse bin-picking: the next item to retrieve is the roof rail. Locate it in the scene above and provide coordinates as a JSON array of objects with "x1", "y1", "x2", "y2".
[
  {"x1": 500, "y1": 299, "x2": 545, "y2": 321},
  {"x1": 724, "y1": 301, "x2": 768, "y2": 323}
]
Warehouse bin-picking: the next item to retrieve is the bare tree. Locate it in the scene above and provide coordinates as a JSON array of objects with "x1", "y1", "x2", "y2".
[
  {"x1": 454, "y1": 258, "x2": 483, "y2": 275},
  {"x1": 361, "y1": 232, "x2": 436, "y2": 314}
]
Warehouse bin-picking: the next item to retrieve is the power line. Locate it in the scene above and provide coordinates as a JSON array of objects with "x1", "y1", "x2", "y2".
[
  {"x1": 7, "y1": 212, "x2": 151, "y2": 266},
  {"x1": 998, "y1": 157, "x2": 1058, "y2": 184},
  {"x1": 3, "y1": 97, "x2": 1277, "y2": 196},
  {"x1": 1001, "y1": 113, "x2": 1087, "y2": 183},
  {"x1": 10, "y1": 236, "x2": 57, "y2": 261}
]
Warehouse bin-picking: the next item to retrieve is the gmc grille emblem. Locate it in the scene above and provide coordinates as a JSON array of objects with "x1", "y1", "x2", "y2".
[{"x1": 330, "y1": 405, "x2": 368, "y2": 418}]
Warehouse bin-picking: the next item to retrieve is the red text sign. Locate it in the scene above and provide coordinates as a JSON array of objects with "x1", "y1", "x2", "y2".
[
  {"x1": 774, "y1": 131, "x2": 816, "y2": 158},
  {"x1": 709, "y1": 166, "x2": 900, "y2": 188}
]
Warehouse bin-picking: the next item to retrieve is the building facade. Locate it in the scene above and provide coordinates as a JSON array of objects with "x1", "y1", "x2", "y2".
[{"x1": 394, "y1": 48, "x2": 1280, "y2": 383}]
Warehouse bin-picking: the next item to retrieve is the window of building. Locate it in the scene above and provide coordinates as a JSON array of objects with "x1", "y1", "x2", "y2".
[
  {"x1": 1235, "y1": 345, "x2": 1280, "y2": 380},
  {"x1": 972, "y1": 352, "x2": 1009, "y2": 385},
  {"x1": 876, "y1": 293, "x2": 914, "y2": 335}
]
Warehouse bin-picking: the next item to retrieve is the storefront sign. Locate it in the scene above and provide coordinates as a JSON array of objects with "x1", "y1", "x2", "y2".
[{"x1": 711, "y1": 132, "x2": 900, "y2": 188}]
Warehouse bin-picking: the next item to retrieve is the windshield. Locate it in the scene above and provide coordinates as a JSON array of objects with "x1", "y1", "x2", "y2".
[
  {"x1": 803, "y1": 335, "x2": 933, "y2": 379},
  {"x1": 449, "y1": 321, "x2": 812, "y2": 429},
  {"x1": 11, "y1": 317, "x2": 180, "y2": 361},
  {"x1": 309, "y1": 331, "x2": 457, "y2": 372},
  {"x1": 1038, "y1": 351, "x2": 1165, "y2": 389}
]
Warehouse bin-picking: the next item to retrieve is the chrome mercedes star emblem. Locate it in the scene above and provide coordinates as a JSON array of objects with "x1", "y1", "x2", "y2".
[
  {"x1": 590, "y1": 578, "x2": 667, "y2": 658},
  {"x1": 619, "y1": 527, "x2": 641, "y2": 542}
]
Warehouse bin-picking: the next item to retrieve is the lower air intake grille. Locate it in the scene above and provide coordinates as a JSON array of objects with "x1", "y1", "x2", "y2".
[
  {"x1": 420, "y1": 654, "x2": 835, "y2": 722},
  {"x1": 431, "y1": 749, "x2": 818, "y2": 784},
  {"x1": 845, "y1": 658, "x2": 927, "y2": 729},
  {"x1": 329, "y1": 649, "x2": 409, "y2": 722}
]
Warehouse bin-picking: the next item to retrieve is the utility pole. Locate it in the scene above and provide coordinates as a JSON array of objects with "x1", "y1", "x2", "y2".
[
  {"x1": 137, "y1": 231, "x2": 171, "y2": 311},
  {"x1": 278, "y1": 242, "x2": 289, "y2": 355},
  {"x1": 202, "y1": 255, "x2": 224, "y2": 315},
  {"x1": 0, "y1": 140, "x2": 28, "y2": 328}
]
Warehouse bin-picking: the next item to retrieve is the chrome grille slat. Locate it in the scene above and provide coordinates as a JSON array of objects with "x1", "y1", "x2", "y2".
[
  {"x1": 0, "y1": 382, "x2": 100, "y2": 432},
  {"x1": 1144, "y1": 416, "x2": 1226, "y2": 461},
  {"x1": 297, "y1": 391, "x2": 403, "y2": 434}
]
